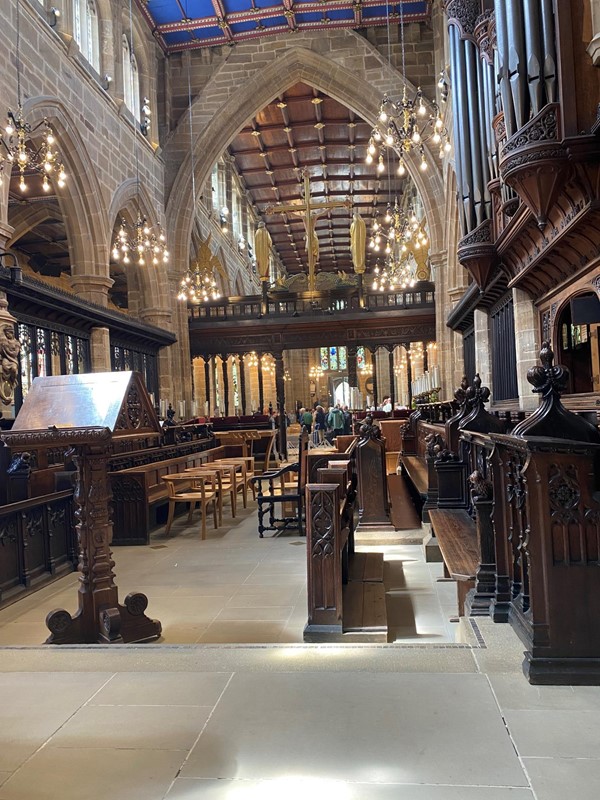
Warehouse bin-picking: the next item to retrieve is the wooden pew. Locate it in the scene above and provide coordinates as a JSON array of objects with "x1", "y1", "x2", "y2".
[
  {"x1": 304, "y1": 457, "x2": 386, "y2": 641},
  {"x1": 398, "y1": 413, "x2": 446, "y2": 521},
  {"x1": 110, "y1": 445, "x2": 229, "y2": 545}
]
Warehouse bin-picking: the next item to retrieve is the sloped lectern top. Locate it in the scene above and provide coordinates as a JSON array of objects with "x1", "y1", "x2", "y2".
[{"x1": 10, "y1": 371, "x2": 160, "y2": 437}]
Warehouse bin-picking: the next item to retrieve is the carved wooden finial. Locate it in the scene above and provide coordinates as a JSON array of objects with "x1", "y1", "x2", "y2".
[
  {"x1": 513, "y1": 341, "x2": 600, "y2": 442},
  {"x1": 526, "y1": 340, "x2": 569, "y2": 398},
  {"x1": 465, "y1": 373, "x2": 491, "y2": 410}
]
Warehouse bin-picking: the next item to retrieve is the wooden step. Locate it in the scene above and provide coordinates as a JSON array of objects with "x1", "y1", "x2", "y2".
[
  {"x1": 343, "y1": 581, "x2": 387, "y2": 641},
  {"x1": 348, "y1": 552, "x2": 384, "y2": 583}
]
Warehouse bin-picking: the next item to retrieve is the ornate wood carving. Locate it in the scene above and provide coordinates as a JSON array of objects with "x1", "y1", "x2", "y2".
[
  {"x1": 457, "y1": 220, "x2": 498, "y2": 291},
  {"x1": 499, "y1": 104, "x2": 569, "y2": 230},
  {"x1": 512, "y1": 341, "x2": 600, "y2": 442}
]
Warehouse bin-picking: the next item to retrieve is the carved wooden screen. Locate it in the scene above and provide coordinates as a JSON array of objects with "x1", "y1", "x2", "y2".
[
  {"x1": 491, "y1": 294, "x2": 518, "y2": 401},
  {"x1": 463, "y1": 325, "x2": 475, "y2": 385},
  {"x1": 14, "y1": 322, "x2": 91, "y2": 412},
  {"x1": 110, "y1": 340, "x2": 158, "y2": 401}
]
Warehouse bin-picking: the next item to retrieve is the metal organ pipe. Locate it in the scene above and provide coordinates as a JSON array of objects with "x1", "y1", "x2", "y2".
[
  {"x1": 448, "y1": 23, "x2": 471, "y2": 235},
  {"x1": 494, "y1": 0, "x2": 557, "y2": 134}
]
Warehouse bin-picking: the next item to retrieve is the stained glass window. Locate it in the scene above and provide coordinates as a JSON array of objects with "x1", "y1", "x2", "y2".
[
  {"x1": 329, "y1": 346, "x2": 338, "y2": 371},
  {"x1": 320, "y1": 346, "x2": 350, "y2": 371},
  {"x1": 320, "y1": 347, "x2": 328, "y2": 371},
  {"x1": 357, "y1": 346, "x2": 365, "y2": 370}
]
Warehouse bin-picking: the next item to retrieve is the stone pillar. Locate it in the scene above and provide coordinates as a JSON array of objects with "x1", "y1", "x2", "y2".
[
  {"x1": 513, "y1": 288, "x2": 540, "y2": 411},
  {"x1": 371, "y1": 348, "x2": 379, "y2": 408},
  {"x1": 239, "y1": 354, "x2": 247, "y2": 415},
  {"x1": 221, "y1": 354, "x2": 229, "y2": 416},
  {"x1": 257, "y1": 354, "x2": 264, "y2": 413},
  {"x1": 90, "y1": 327, "x2": 111, "y2": 372},
  {"x1": 388, "y1": 348, "x2": 395, "y2": 407},
  {"x1": 474, "y1": 309, "x2": 493, "y2": 394},
  {"x1": 70, "y1": 275, "x2": 114, "y2": 307},
  {"x1": 274, "y1": 350, "x2": 287, "y2": 459}
]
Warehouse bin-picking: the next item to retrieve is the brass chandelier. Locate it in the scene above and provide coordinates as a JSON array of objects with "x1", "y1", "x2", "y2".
[
  {"x1": 369, "y1": 199, "x2": 428, "y2": 291},
  {"x1": 0, "y1": 0, "x2": 66, "y2": 193},
  {"x1": 177, "y1": 261, "x2": 221, "y2": 303},
  {"x1": 112, "y1": 213, "x2": 169, "y2": 266},
  {"x1": 366, "y1": 2, "x2": 450, "y2": 176}
]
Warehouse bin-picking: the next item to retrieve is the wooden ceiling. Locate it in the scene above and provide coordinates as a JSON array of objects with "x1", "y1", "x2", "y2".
[
  {"x1": 6, "y1": 81, "x2": 419, "y2": 299},
  {"x1": 229, "y1": 82, "x2": 413, "y2": 276}
]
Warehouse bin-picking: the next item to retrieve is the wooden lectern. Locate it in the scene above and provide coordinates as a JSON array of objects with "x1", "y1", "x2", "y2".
[{"x1": 1, "y1": 372, "x2": 162, "y2": 644}]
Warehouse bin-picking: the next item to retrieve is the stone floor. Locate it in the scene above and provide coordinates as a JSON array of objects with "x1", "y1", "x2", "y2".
[{"x1": 0, "y1": 506, "x2": 598, "y2": 798}]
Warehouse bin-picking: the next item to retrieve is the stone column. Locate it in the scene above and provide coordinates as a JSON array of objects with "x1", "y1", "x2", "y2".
[
  {"x1": 474, "y1": 309, "x2": 493, "y2": 395},
  {"x1": 70, "y1": 275, "x2": 114, "y2": 308},
  {"x1": 90, "y1": 327, "x2": 111, "y2": 372},
  {"x1": 388, "y1": 348, "x2": 395, "y2": 407},
  {"x1": 513, "y1": 288, "x2": 540, "y2": 411},
  {"x1": 257, "y1": 354, "x2": 265, "y2": 413},
  {"x1": 371, "y1": 348, "x2": 379, "y2": 408},
  {"x1": 220, "y1": 354, "x2": 229, "y2": 416},
  {"x1": 239, "y1": 354, "x2": 247, "y2": 415},
  {"x1": 274, "y1": 350, "x2": 287, "y2": 459},
  {"x1": 204, "y1": 358, "x2": 211, "y2": 416}
]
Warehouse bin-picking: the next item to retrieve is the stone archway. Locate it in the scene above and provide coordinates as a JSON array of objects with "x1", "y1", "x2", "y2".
[
  {"x1": 108, "y1": 178, "x2": 170, "y2": 315},
  {"x1": 22, "y1": 97, "x2": 109, "y2": 286},
  {"x1": 164, "y1": 31, "x2": 446, "y2": 280}
]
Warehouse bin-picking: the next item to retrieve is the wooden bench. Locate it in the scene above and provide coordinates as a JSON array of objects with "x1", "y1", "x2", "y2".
[
  {"x1": 303, "y1": 458, "x2": 386, "y2": 642},
  {"x1": 110, "y1": 445, "x2": 228, "y2": 545},
  {"x1": 397, "y1": 415, "x2": 445, "y2": 520},
  {"x1": 428, "y1": 508, "x2": 478, "y2": 616}
]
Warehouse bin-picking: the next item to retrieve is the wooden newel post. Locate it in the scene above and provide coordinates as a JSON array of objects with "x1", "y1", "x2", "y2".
[{"x1": 1, "y1": 372, "x2": 162, "y2": 645}]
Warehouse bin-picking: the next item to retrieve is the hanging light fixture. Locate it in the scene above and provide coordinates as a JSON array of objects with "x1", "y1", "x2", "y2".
[
  {"x1": 365, "y1": 2, "x2": 451, "y2": 176},
  {"x1": 112, "y1": 213, "x2": 168, "y2": 266},
  {"x1": 114, "y1": 0, "x2": 169, "y2": 268},
  {"x1": 368, "y1": 197, "x2": 427, "y2": 291},
  {"x1": 177, "y1": 257, "x2": 221, "y2": 303},
  {"x1": 177, "y1": 8, "x2": 223, "y2": 303},
  {"x1": 0, "y1": 0, "x2": 66, "y2": 193}
]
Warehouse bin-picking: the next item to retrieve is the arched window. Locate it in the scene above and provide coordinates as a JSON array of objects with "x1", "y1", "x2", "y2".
[
  {"x1": 122, "y1": 35, "x2": 141, "y2": 120},
  {"x1": 73, "y1": 0, "x2": 100, "y2": 71}
]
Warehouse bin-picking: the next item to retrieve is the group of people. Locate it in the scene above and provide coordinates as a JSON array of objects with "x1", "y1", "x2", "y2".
[{"x1": 298, "y1": 403, "x2": 353, "y2": 444}]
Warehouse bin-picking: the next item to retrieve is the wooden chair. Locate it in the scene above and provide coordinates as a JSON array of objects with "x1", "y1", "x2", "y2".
[
  {"x1": 250, "y1": 430, "x2": 277, "y2": 474},
  {"x1": 250, "y1": 432, "x2": 309, "y2": 537},
  {"x1": 209, "y1": 459, "x2": 247, "y2": 509},
  {"x1": 185, "y1": 464, "x2": 237, "y2": 520},
  {"x1": 215, "y1": 456, "x2": 256, "y2": 505},
  {"x1": 161, "y1": 473, "x2": 219, "y2": 540}
]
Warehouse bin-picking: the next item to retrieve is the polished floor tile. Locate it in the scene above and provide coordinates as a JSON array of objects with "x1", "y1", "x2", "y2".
[
  {"x1": 0, "y1": 747, "x2": 185, "y2": 800},
  {"x1": 502, "y1": 708, "x2": 600, "y2": 758},
  {"x1": 90, "y1": 671, "x2": 232, "y2": 707},
  {"x1": 165, "y1": 778, "x2": 535, "y2": 799},
  {"x1": 523, "y1": 757, "x2": 600, "y2": 800},
  {"x1": 181, "y1": 672, "x2": 528, "y2": 786}
]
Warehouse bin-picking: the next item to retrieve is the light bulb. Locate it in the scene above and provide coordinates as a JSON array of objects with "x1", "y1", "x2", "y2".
[
  {"x1": 398, "y1": 161, "x2": 406, "y2": 176},
  {"x1": 47, "y1": 133, "x2": 55, "y2": 144},
  {"x1": 412, "y1": 129, "x2": 421, "y2": 143},
  {"x1": 123, "y1": 254, "x2": 130, "y2": 264},
  {"x1": 5, "y1": 123, "x2": 14, "y2": 135},
  {"x1": 432, "y1": 132, "x2": 441, "y2": 144},
  {"x1": 377, "y1": 156, "x2": 384, "y2": 173},
  {"x1": 418, "y1": 103, "x2": 426, "y2": 117},
  {"x1": 420, "y1": 157, "x2": 428, "y2": 171},
  {"x1": 366, "y1": 153, "x2": 373, "y2": 165},
  {"x1": 112, "y1": 249, "x2": 120, "y2": 260},
  {"x1": 379, "y1": 110, "x2": 388, "y2": 123},
  {"x1": 19, "y1": 180, "x2": 26, "y2": 191},
  {"x1": 444, "y1": 140, "x2": 452, "y2": 152},
  {"x1": 368, "y1": 142, "x2": 376, "y2": 155},
  {"x1": 385, "y1": 133, "x2": 394, "y2": 146},
  {"x1": 18, "y1": 151, "x2": 27, "y2": 163},
  {"x1": 42, "y1": 177, "x2": 50, "y2": 192}
]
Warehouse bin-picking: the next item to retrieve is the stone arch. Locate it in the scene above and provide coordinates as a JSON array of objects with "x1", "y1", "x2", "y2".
[
  {"x1": 7, "y1": 204, "x2": 58, "y2": 248},
  {"x1": 165, "y1": 31, "x2": 445, "y2": 284},
  {"x1": 108, "y1": 177, "x2": 166, "y2": 311},
  {"x1": 19, "y1": 96, "x2": 108, "y2": 280}
]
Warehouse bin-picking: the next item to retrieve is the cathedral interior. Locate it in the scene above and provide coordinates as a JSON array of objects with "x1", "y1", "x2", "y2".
[{"x1": 0, "y1": 1, "x2": 599, "y2": 798}]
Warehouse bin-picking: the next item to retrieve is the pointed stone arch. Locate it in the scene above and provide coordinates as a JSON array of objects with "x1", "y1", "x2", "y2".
[
  {"x1": 164, "y1": 32, "x2": 445, "y2": 284},
  {"x1": 21, "y1": 96, "x2": 108, "y2": 279},
  {"x1": 108, "y1": 178, "x2": 167, "y2": 311}
]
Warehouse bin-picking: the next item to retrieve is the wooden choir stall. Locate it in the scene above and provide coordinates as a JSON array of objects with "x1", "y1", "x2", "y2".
[{"x1": 1, "y1": 371, "x2": 162, "y2": 644}]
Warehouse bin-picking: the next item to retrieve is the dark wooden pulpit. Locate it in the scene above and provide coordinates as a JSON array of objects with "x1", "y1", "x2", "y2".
[{"x1": 1, "y1": 371, "x2": 162, "y2": 644}]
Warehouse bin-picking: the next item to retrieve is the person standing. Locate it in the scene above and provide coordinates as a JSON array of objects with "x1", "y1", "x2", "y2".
[
  {"x1": 300, "y1": 407, "x2": 313, "y2": 433},
  {"x1": 342, "y1": 405, "x2": 353, "y2": 435},
  {"x1": 327, "y1": 404, "x2": 345, "y2": 439},
  {"x1": 314, "y1": 405, "x2": 326, "y2": 444}
]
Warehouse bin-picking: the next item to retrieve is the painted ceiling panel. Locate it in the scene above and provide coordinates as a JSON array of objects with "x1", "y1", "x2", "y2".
[{"x1": 139, "y1": 1, "x2": 431, "y2": 51}]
